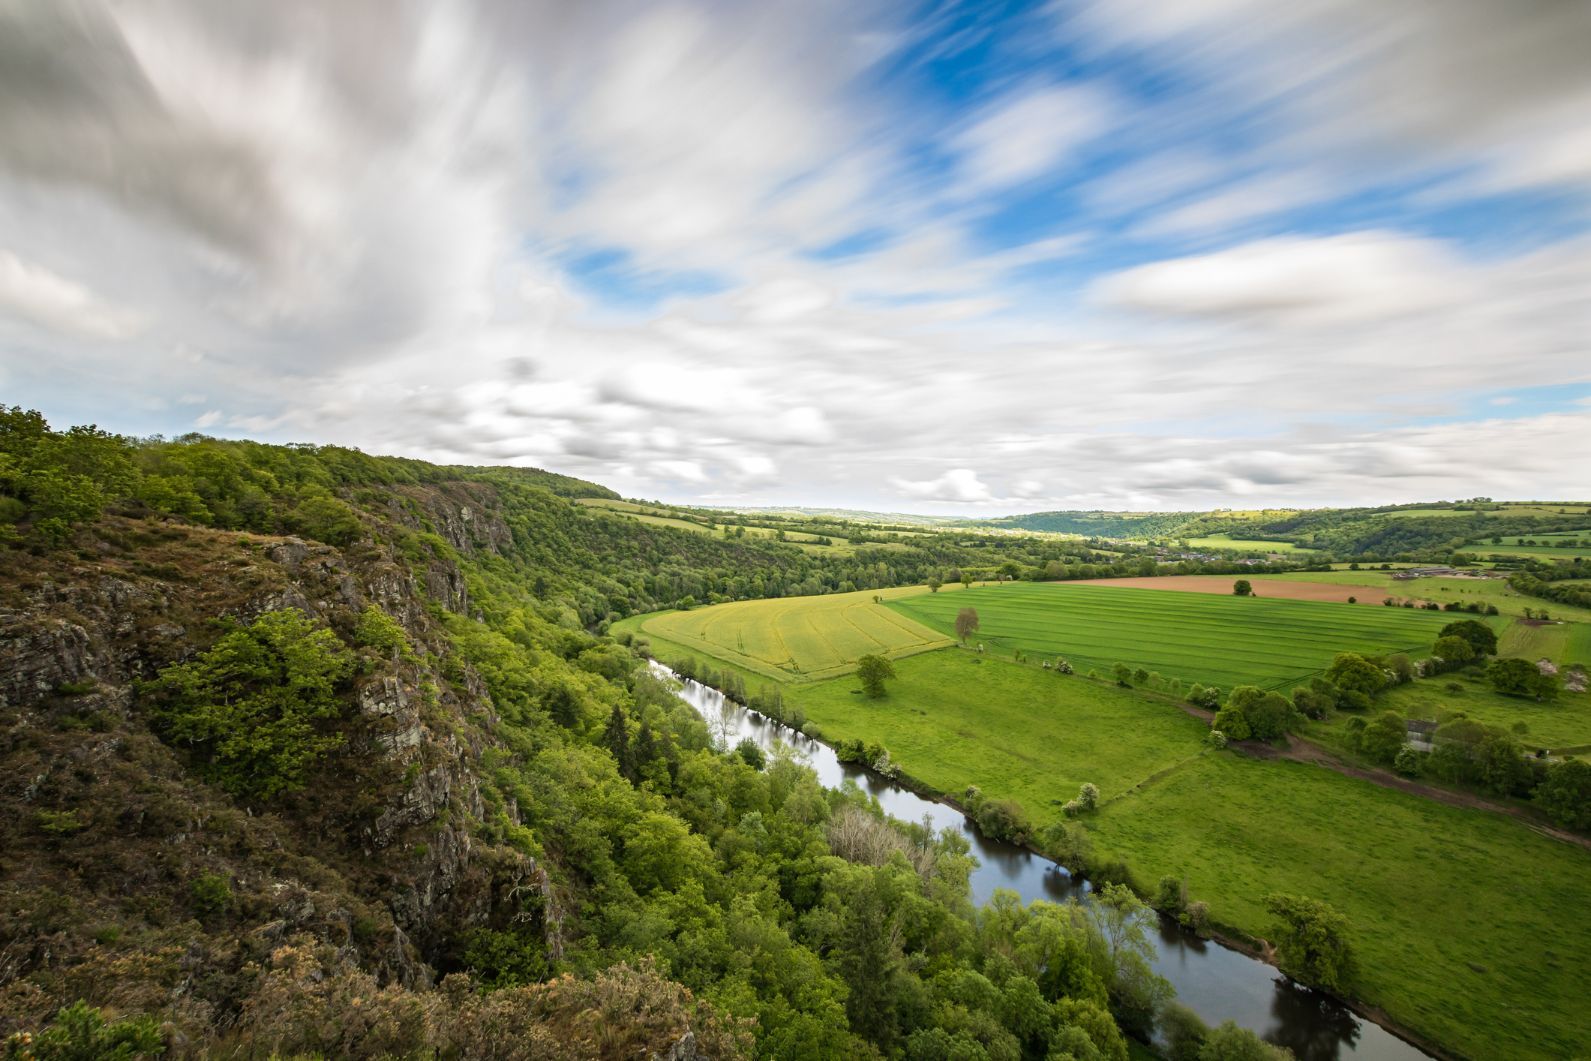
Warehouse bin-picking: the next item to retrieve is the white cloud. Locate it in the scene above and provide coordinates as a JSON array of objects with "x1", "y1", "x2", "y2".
[
  {"x1": 0, "y1": 250, "x2": 143, "y2": 339},
  {"x1": 1093, "y1": 232, "x2": 1468, "y2": 325},
  {"x1": 951, "y1": 82, "x2": 1114, "y2": 194},
  {"x1": 891, "y1": 468, "x2": 995, "y2": 503}
]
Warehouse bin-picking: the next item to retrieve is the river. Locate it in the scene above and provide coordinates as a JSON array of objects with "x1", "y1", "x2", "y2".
[{"x1": 652, "y1": 662, "x2": 1434, "y2": 1061}]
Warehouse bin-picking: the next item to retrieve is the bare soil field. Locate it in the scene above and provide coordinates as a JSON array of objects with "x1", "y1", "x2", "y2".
[{"x1": 1071, "y1": 574, "x2": 1391, "y2": 603}]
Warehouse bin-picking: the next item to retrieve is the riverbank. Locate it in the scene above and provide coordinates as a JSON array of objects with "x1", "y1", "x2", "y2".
[{"x1": 652, "y1": 659, "x2": 1444, "y2": 1060}]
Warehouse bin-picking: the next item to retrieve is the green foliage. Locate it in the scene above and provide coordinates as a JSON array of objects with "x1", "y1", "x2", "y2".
[
  {"x1": 1324, "y1": 653, "x2": 1386, "y2": 699},
  {"x1": 140, "y1": 609, "x2": 355, "y2": 799},
  {"x1": 855, "y1": 653, "x2": 896, "y2": 698},
  {"x1": 1431, "y1": 635, "x2": 1477, "y2": 671},
  {"x1": 33, "y1": 810, "x2": 87, "y2": 836},
  {"x1": 1197, "y1": 1020, "x2": 1292, "y2": 1060},
  {"x1": 1439, "y1": 618, "x2": 1498, "y2": 656},
  {"x1": 460, "y1": 925, "x2": 549, "y2": 988},
  {"x1": 6, "y1": 1000, "x2": 165, "y2": 1059},
  {"x1": 955, "y1": 606, "x2": 980, "y2": 642},
  {"x1": 353, "y1": 605, "x2": 414, "y2": 661},
  {"x1": 1533, "y1": 759, "x2": 1591, "y2": 832},
  {"x1": 1355, "y1": 711, "x2": 1409, "y2": 765},
  {"x1": 189, "y1": 873, "x2": 232, "y2": 918},
  {"x1": 1263, "y1": 893, "x2": 1352, "y2": 991},
  {"x1": 1232, "y1": 579, "x2": 1252, "y2": 596},
  {"x1": 1487, "y1": 657, "x2": 1559, "y2": 700}
]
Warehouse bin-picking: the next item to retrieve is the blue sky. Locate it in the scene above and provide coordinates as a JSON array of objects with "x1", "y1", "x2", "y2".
[{"x1": 0, "y1": 0, "x2": 1588, "y2": 511}]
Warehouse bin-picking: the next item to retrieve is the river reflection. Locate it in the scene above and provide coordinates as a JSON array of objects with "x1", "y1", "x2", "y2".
[{"x1": 654, "y1": 663, "x2": 1431, "y2": 1060}]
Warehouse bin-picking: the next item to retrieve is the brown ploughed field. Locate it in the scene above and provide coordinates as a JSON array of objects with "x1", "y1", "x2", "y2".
[{"x1": 1069, "y1": 575, "x2": 1390, "y2": 603}]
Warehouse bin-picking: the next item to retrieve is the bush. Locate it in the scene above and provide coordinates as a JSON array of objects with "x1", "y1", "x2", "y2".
[
  {"x1": 1210, "y1": 707, "x2": 1251, "y2": 742},
  {"x1": 1153, "y1": 876, "x2": 1188, "y2": 917},
  {"x1": 1533, "y1": 758, "x2": 1591, "y2": 832},
  {"x1": 190, "y1": 873, "x2": 232, "y2": 919},
  {"x1": 8, "y1": 1000, "x2": 165, "y2": 1059},
  {"x1": 1393, "y1": 746, "x2": 1423, "y2": 777}
]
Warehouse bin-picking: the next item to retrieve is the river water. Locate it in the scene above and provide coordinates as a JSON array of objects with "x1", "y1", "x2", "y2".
[{"x1": 652, "y1": 662, "x2": 1433, "y2": 1061}]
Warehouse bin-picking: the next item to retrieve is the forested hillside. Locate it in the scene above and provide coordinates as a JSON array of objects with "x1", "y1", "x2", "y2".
[{"x1": 0, "y1": 409, "x2": 1169, "y2": 1059}]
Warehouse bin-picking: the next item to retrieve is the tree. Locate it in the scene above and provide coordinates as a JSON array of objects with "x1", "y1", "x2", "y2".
[
  {"x1": 1198, "y1": 1021, "x2": 1292, "y2": 1061},
  {"x1": 1263, "y1": 893, "x2": 1352, "y2": 991},
  {"x1": 927, "y1": 575, "x2": 943, "y2": 593},
  {"x1": 1439, "y1": 618, "x2": 1498, "y2": 656},
  {"x1": 955, "y1": 607, "x2": 980, "y2": 643},
  {"x1": 856, "y1": 654, "x2": 896, "y2": 699},
  {"x1": 1356, "y1": 711, "x2": 1407, "y2": 765},
  {"x1": 140, "y1": 608, "x2": 354, "y2": 799},
  {"x1": 1324, "y1": 653, "x2": 1385, "y2": 701},
  {"x1": 1488, "y1": 657, "x2": 1559, "y2": 700},
  {"x1": 1233, "y1": 579, "x2": 1253, "y2": 596},
  {"x1": 604, "y1": 703, "x2": 634, "y2": 779},
  {"x1": 1533, "y1": 758, "x2": 1591, "y2": 831}
]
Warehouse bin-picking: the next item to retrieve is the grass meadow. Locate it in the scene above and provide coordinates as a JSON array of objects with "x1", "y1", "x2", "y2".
[
  {"x1": 1086, "y1": 752, "x2": 1591, "y2": 1061},
  {"x1": 888, "y1": 583, "x2": 1452, "y2": 691},
  {"x1": 1256, "y1": 571, "x2": 1591, "y2": 624},
  {"x1": 635, "y1": 585, "x2": 951, "y2": 682},
  {"x1": 791, "y1": 649, "x2": 1209, "y2": 800}
]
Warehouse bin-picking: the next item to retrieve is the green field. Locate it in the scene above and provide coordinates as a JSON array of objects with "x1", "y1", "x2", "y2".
[
  {"x1": 793, "y1": 652, "x2": 1591, "y2": 1060},
  {"x1": 1182, "y1": 534, "x2": 1315, "y2": 553},
  {"x1": 1255, "y1": 571, "x2": 1591, "y2": 624},
  {"x1": 634, "y1": 586, "x2": 952, "y2": 682},
  {"x1": 791, "y1": 650, "x2": 1209, "y2": 799},
  {"x1": 1086, "y1": 753, "x2": 1591, "y2": 1061},
  {"x1": 888, "y1": 583, "x2": 1452, "y2": 691}
]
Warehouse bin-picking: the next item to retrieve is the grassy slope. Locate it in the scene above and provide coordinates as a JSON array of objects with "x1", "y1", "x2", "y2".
[
  {"x1": 1087, "y1": 753, "x2": 1591, "y2": 1061},
  {"x1": 889, "y1": 583, "x2": 1451, "y2": 691},
  {"x1": 788, "y1": 650, "x2": 1591, "y2": 1061},
  {"x1": 790, "y1": 649, "x2": 1209, "y2": 799}
]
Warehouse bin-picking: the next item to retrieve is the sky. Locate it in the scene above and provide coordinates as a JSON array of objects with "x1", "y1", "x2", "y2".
[{"x1": 1, "y1": 0, "x2": 1589, "y2": 514}]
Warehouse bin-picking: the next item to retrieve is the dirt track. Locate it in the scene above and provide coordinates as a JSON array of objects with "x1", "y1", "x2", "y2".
[
  {"x1": 1072, "y1": 574, "x2": 1395, "y2": 604},
  {"x1": 1171, "y1": 700, "x2": 1591, "y2": 852}
]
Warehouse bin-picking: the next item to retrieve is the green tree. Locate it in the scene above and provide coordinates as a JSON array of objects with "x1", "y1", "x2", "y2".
[
  {"x1": 1263, "y1": 893, "x2": 1352, "y2": 991},
  {"x1": 140, "y1": 609, "x2": 354, "y2": 799},
  {"x1": 1198, "y1": 1020, "x2": 1292, "y2": 1060},
  {"x1": 1488, "y1": 657, "x2": 1559, "y2": 700},
  {"x1": 1431, "y1": 635, "x2": 1476, "y2": 671},
  {"x1": 1356, "y1": 711, "x2": 1407, "y2": 765},
  {"x1": 855, "y1": 654, "x2": 896, "y2": 699},
  {"x1": 604, "y1": 702, "x2": 634, "y2": 779},
  {"x1": 1533, "y1": 758, "x2": 1591, "y2": 831},
  {"x1": 955, "y1": 607, "x2": 980, "y2": 643},
  {"x1": 1232, "y1": 579, "x2": 1252, "y2": 596},
  {"x1": 1439, "y1": 618, "x2": 1498, "y2": 656},
  {"x1": 1324, "y1": 653, "x2": 1385, "y2": 701}
]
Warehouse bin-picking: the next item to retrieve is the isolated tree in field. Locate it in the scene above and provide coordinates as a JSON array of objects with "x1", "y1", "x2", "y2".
[
  {"x1": 955, "y1": 606, "x2": 980, "y2": 643},
  {"x1": 856, "y1": 654, "x2": 896, "y2": 698},
  {"x1": 1439, "y1": 618, "x2": 1498, "y2": 656},
  {"x1": 1232, "y1": 579, "x2": 1252, "y2": 596},
  {"x1": 1488, "y1": 656, "x2": 1559, "y2": 700},
  {"x1": 1264, "y1": 893, "x2": 1352, "y2": 991},
  {"x1": 927, "y1": 575, "x2": 942, "y2": 593}
]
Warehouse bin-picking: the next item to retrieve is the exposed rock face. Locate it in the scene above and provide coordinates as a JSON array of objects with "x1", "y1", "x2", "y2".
[{"x1": 0, "y1": 513, "x2": 564, "y2": 1008}]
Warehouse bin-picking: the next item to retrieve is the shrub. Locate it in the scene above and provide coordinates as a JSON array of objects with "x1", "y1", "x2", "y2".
[
  {"x1": 7, "y1": 1000, "x2": 165, "y2": 1059},
  {"x1": 1210, "y1": 707, "x2": 1251, "y2": 742},
  {"x1": 353, "y1": 606, "x2": 414, "y2": 661},
  {"x1": 190, "y1": 873, "x2": 232, "y2": 919},
  {"x1": 1153, "y1": 876, "x2": 1188, "y2": 917},
  {"x1": 1076, "y1": 782, "x2": 1099, "y2": 810},
  {"x1": 1393, "y1": 746, "x2": 1423, "y2": 777}
]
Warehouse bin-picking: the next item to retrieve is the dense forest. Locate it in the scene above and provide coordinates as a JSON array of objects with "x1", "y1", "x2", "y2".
[{"x1": 1, "y1": 409, "x2": 1302, "y2": 1059}]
